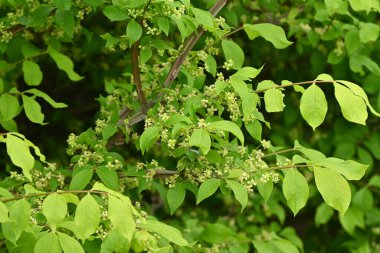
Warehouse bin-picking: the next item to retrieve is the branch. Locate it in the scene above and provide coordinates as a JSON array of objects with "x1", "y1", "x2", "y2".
[
  {"x1": 132, "y1": 40, "x2": 148, "y2": 111},
  {"x1": 262, "y1": 148, "x2": 295, "y2": 158},
  {"x1": 254, "y1": 80, "x2": 335, "y2": 93}
]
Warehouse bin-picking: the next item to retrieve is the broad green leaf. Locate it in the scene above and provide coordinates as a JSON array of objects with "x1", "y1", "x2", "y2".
[
  {"x1": 337, "y1": 80, "x2": 380, "y2": 117},
  {"x1": 300, "y1": 84, "x2": 327, "y2": 130},
  {"x1": 158, "y1": 17, "x2": 170, "y2": 36},
  {"x1": 137, "y1": 220, "x2": 188, "y2": 246},
  {"x1": 127, "y1": 20, "x2": 142, "y2": 47},
  {"x1": 257, "y1": 80, "x2": 277, "y2": 91},
  {"x1": 359, "y1": 22, "x2": 379, "y2": 43},
  {"x1": 191, "y1": 7, "x2": 214, "y2": 28},
  {"x1": 25, "y1": 88, "x2": 67, "y2": 108},
  {"x1": 207, "y1": 120, "x2": 244, "y2": 144},
  {"x1": 2, "y1": 200, "x2": 30, "y2": 244},
  {"x1": 22, "y1": 60, "x2": 43, "y2": 86},
  {"x1": 54, "y1": 10, "x2": 75, "y2": 38},
  {"x1": 264, "y1": 88, "x2": 284, "y2": 112},
  {"x1": 0, "y1": 93, "x2": 19, "y2": 121},
  {"x1": 324, "y1": 0, "x2": 346, "y2": 15},
  {"x1": 200, "y1": 223, "x2": 235, "y2": 244},
  {"x1": 349, "y1": 54, "x2": 380, "y2": 76},
  {"x1": 353, "y1": 188, "x2": 373, "y2": 212},
  {"x1": 167, "y1": 183, "x2": 186, "y2": 215},
  {"x1": 58, "y1": 232, "x2": 85, "y2": 253},
  {"x1": 0, "y1": 201, "x2": 9, "y2": 222},
  {"x1": 112, "y1": 0, "x2": 146, "y2": 8},
  {"x1": 102, "y1": 124, "x2": 117, "y2": 141},
  {"x1": 83, "y1": 0, "x2": 103, "y2": 6},
  {"x1": 49, "y1": 49, "x2": 83, "y2": 81},
  {"x1": 344, "y1": 30, "x2": 361, "y2": 55},
  {"x1": 315, "y1": 203, "x2": 334, "y2": 226},
  {"x1": 272, "y1": 237, "x2": 299, "y2": 253},
  {"x1": 96, "y1": 166, "x2": 119, "y2": 190},
  {"x1": 22, "y1": 95, "x2": 45, "y2": 124},
  {"x1": 108, "y1": 195, "x2": 135, "y2": 241},
  {"x1": 221, "y1": 40, "x2": 244, "y2": 69},
  {"x1": 53, "y1": 0, "x2": 71, "y2": 10},
  {"x1": 75, "y1": 194, "x2": 100, "y2": 240},
  {"x1": 339, "y1": 206, "x2": 364, "y2": 235},
  {"x1": 189, "y1": 129, "x2": 211, "y2": 154},
  {"x1": 6, "y1": 134, "x2": 34, "y2": 180},
  {"x1": 229, "y1": 78, "x2": 259, "y2": 117},
  {"x1": 244, "y1": 23, "x2": 293, "y2": 49},
  {"x1": 197, "y1": 178, "x2": 220, "y2": 204},
  {"x1": 226, "y1": 180, "x2": 248, "y2": 212},
  {"x1": 314, "y1": 166, "x2": 351, "y2": 213},
  {"x1": 101, "y1": 230, "x2": 131, "y2": 253},
  {"x1": 42, "y1": 193, "x2": 67, "y2": 228},
  {"x1": 294, "y1": 140, "x2": 326, "y2": 162},
  {"x1": 231, "y1": 66, "x2": 263, "y2": 81},
  {"x1": 69, "y1": 168, "x2": 93, "y2": 190},
  {"x1": 245, "y1": 120, "x2": 262, "y2": 141},
  {"x1": 283, "y1": 169, "x2": 309, "y2": 215},
  {"x1": 34, "y1": 232, "x2": 61, "y2": 253},
  {"x1": 204, "y1": 54, "x2": 217, "y2": 76},
  {"x1": 140, "y1": 126, "x2": 161, "y2": 154},
  {"x1": 368, "y1": 175, "x2": 380, "y2": 188},
  {"x1": 257, "y1": 181, "x2": 273, "y2": 202},
  {"x1": 103, "y1": 6, "x2": 129, "y2": 21},
  {"x1": 316, "y1": 157, "x2": 367, "y2": 180},
  {"x1": 334, "y1": 83, "x2": 367, "y2": 125}
]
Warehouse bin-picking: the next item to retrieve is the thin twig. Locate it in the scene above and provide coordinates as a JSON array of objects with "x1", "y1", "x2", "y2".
[
  {"x1": 254, "y1": 80, "x2": 335, "y2": 93},
  {"x1": 264, "y1": 164, "x2": 310, "y2": 171},
  {"x1": 262, "y1": 148, "x2": 295, "y2": 158},
  {"x1": 132, "y1": 40, "x2": 148, "y2": 111},
  {"x1": 1, "y1": 190, "x2": 107, "y2": 203},
  {"x1": 223, "y1": 25, "x2": 244, "y2": 38}
]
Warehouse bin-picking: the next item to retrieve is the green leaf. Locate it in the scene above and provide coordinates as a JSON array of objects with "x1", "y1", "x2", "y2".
[
  {"x1": 102, "y1": 124, "x2": 117, "y2": 141},
  {"x1": 49, "y1": 49, "x2": 83, "y2": 81},
  {"x1": 339, "y1": 206, "x2": 364, "y2": 235},
  {"x1": 353, "y1": 187, "x2": 373, "y2": 212},
  {"x1": 283, "y1": 168, "x2": 309, "y2": 215},
  {"x1": 0, "y1": 201, "x2": 9, "y2": 222},
  {"x1": 200, "y1": 223, "x2": 235, "y2": 244},
  {"x1": 140, "y1": 126, "x2": 161, "y2": 154},
  {"x1": 257, "y1": 181, "x2": 273, "y2": 202},
  {"x1": 264, "y1": 88, "x2": 284, "y2": 112},
  {"x1": 257, "y1": 80, "x2": 277, "y2": 90},
  {"x1": 157, "y1": 17, "x2": 170, "y2": 36},
  {"x1": 244, "y1": 23, "x2": 293, "y2": 49},
  {"x1": 103, "y1": 6, "x2": 129, "y2": 21},
  {"x1": 231, "y1": 66, "x2": 263, "y2": 81},
  {"x1": 22, "y1": 95, "x2": 45, "y2": 124},
  {"x1": 197, "y1": 178, "x2": 220, "y2": 204},
  {"x1": 300, "y1": 84, "x2": 328, "y2": 130},
  {"x1": 22, "y1": 60, "x2": 43, "y2": 86},
  {"x1": 349, "y1": 0, "x2": 379, "y2": 13},
  {"x1": 359, "y1": 22, "x2": 379, "y2": 43},
  {"x1": 204, "y1": 54, "x2": 217, "y2": 76},
  {"x1": 53, "y1": 0, "x2": 71, "y2": 10},
  {"x1": 6, "y1": 134, "x2": 34, "y2": 180},
  {"x1": 8, "y1": 199, "x2": 30, "y2": 242},
  {"x1": 108, "y1": 195, "x2": 135, "y2": 241},
  {"x1": 69, "y1": 166, "x2": 94, "y2": 191},
  {"x1": 83, "y1": 0, "x2": 103, "y2": 6},
  {"x1": 221, "y1": 40, "x2": 244, "y2": 69},
  {"x1": 127, "y1": 20, "x2": 142, "y2": 47},
  {"x1": 189, "y1": 129, "x2": 211, "y2": 154},
  {"x1": 368, "y1": 175, "x2": 380, "y2": 188},
  {"x1": 334, "y1": 83, "x2": 368, "y2": 125},
  {"x1": 58, "y1": 232, "x2": 85, "y2": 253},
  {"x1": 245, "y1": 120, "x2": 262, "y2": 141},
  {"x1": 25, "y1": 88, "x2": 67, "y2": 108},
  {"x1": 316, "y1": 157, "x2": 367, "y2": 180},
  {"x1": 229, "y1": 78, "x2": 259, "y2": 118},
  {"x1": 102, "y1": 230, "x2": 131, "y2": 253},
  {"x1": 207, "y1": 120, "x2": 244, "y2": 145},
  {"x1": 324, "y1": 0, "x2": 347, "y2": 15},
  {"x1": 34, "y1": 232, "x2": 61, "y2": 253},
  {"x1": 226, "y1": 180, "x2": 248, "y2": 212},
  {"x1": 191, "y1": 7, "x2": 214, "y2": 28},
  {"x1": 75, "y1": 194, "x2": 100, "y2": 241},
  {"x1": 42, "y1": 193, "x2": 68, "y2": 228},
  {"x1": 113, "y1": 0, "x2": 146, "y2": 8},
  {"x1": 314, "y1": 166, "x2": 351, "y2": 213},
  {"x1": 137, "y1": 220, "x2": 188, "y2": 246},
  {"x1": 315, "y1": 203, "x2": 334, "y2": 227},
  {"x1": 337, "y1": 80, "x2": 380, "y2": 117},
  {"x1": 96, "y1": 166, "x2": 119, "y2": 190},
  {"x1": 167, "y1": 183, "x2": 186, "y2": 215},
  {"x1": 54, "y1": 10, "x2": 75, "y2": 38},
  {"x1": 0, "y1": 93, "x2": 20, "y2": 121}
]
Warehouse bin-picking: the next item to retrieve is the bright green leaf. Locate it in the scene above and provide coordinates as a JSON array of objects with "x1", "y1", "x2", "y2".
[
  {"x1": 0, "y1": 94, "x2": 19, "y2": 121},
  {"x1": 75, "y1": 194, "x2": 100, "y2": 240},
  {"x1": 191, "y1": 7, "x2": 214, "y2": 28},
  {"x1": 204, "y1": 54, "x2": 217, "y2": 76},
  {"x1": 34, "y1": 232, "x2": 61, "y2": 253},
  {"x1": 140, "y1": 126, "x2": 161, "y2": 154},
  {"x1": 103, "y1": 6, "x2": 129, "y2": 21},
  {"x1": 137, "y1": 220, "x2": 188, "y2": 246},
  {"x1": 189, "y1": 129, "x2": 211, "y2": 154},
  {"x1": 0, "y1": 202, "x2": 9, "y2": 222},
  {"x1": 6, "y1": 134, "x2": 34, "y2": 180},
  {"x1": 226, "y1": 180, "x2": 248, "y2": 212},
  {"x1": 22, "y1": 60, "x2": 43, "y2": 86},
  {"x1": 167, "y1": 183, "x2": 186, "y2": 215},
  {"x1": 314, "y1": 166, "x2": 351, "y2": 213},
  {"x1": 359, "y1": 22, "x2": 379, "y2": 43},
  {"x1": 334, "y1": 83, "x2": 368, "y2": 125},
  {"x1": 108, "y1": 195, "x2": 135, "y2": 241},
  {"x1": 316, "y1": 157, "x2": 367, "y2": 180},
  {"x1": 207, "y1": 120, "x2": 244, "y2": 144},
  {"x1": 49, "y1": 49, "x2": 83, "y2": 81},
  {"x1": 300, "y1": 84, "x2": 327, "y2": 130},
  {"x1": 257, "y1": 181, "x2": 273, "y2": 202},
  {"x1": 157, "y1": 17, "x2": 170, "y2": 36},
  {"x1": 244, "y1": 23, "x2": 293, "y2": 49},
  {"x1": 245, "y1": 120, "x2": 262, "y2": 141},
  {"x1": 22, "y1": 95, "x2": 45, "y2": 124},
  {"x1": 127, "y1": 20, "x2": 142, "y2": 47},
  {"x1": 96, "y1": 166, "x2": 119, "y2": 190},
  {"x1": 25, "y1": 89, "x2": 67, "y2": 108},
  {"x1": 221, "y1": 40, "x2": 244, "y2": 69},
  {"x1": 58, "y1": 232, "x2": 85, "y2": 253},
  {"x1": 200, "y1": 223, "x2": 235, "y2": 244},
  {"x1": 264, "y1": 88, "x2": 284, "y2": 112},
  {"x1": 42, "y1": 193, "x2": 68, "y2": 227},
  {"x1": 283, "y1": 168, "x2": 309, "y2": 215},
  {"x1": 197, "y1": 178, "x2": 220, "y2": 204}
]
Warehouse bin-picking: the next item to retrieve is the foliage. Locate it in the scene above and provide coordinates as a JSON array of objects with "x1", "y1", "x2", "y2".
[{"x1": 0, "y1": 0, "x2": 379, "y2": 252}]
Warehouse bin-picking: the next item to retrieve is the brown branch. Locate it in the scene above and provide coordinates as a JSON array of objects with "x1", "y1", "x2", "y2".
[{"x1": 132, "y1": 40, "x2": 148, "y2": 112}]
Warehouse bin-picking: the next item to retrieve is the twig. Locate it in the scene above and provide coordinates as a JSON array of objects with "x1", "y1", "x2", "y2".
[
  {"x1": 132, "y1": 40, "x2": 148, "y2": 111},
  {"x1": 254, "y1": 80, "x2": 335, "y2": 93},
  {"x1": 262, "y1": 148, "x2": 295, "y2": 158}
]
